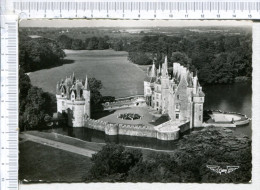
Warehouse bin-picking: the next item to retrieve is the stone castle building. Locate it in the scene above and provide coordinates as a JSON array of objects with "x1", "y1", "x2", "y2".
[
  {"x1": 144, "y1": 56, "x2": 205, "y2": 128},
  {"x1": 56, "y1": 73, "x2": 91, "y2": 127}
]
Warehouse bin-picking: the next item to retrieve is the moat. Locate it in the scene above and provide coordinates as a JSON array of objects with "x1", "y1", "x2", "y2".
[{"x1": 45, "y1": 82, "x2": 251, "y2": 150}]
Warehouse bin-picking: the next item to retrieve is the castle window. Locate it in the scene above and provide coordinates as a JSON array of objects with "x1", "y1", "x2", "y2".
[
  {"x1": 175, "y1": 104, "x2": 180, "y2": 111},
  {"x1": 176, "y1": 114, "x2": 179, "y2": 119},
  {"x1": 177, "y1": 95, "x2": 180, "y2": 100},
  {"x1": 200, "y1": 105, "x2": 202, "y2": 111},
  {"x1": 199, "y1": 115, "x2": 201, "y2": 121},
  {"x1": 156, "y1": 102, "x2": 159, "y2": 107}
]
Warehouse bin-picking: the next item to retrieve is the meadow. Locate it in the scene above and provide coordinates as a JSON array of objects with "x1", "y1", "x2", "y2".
[{"x1": 29, "y1": 49, "x2": 146, "y2": 98}]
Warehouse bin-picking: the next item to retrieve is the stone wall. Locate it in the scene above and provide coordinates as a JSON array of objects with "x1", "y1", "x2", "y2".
[
  {"x1": 118, "y1": 124, "x2": 157, "y2": 138},
  {"x1": 84, "y1": 118, "x2": 191, "y2": 141},
  {"x1": 85, "y1": 119, "x2": 157, "y2": 138}
]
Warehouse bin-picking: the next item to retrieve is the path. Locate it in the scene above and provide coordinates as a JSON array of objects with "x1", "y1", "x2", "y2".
[
  {"x1": 20, "y1": 133, "x2": 97, "y2": 157},
  {"x1": 20, "y1": 131, "x2": 176, "y2": 159}
]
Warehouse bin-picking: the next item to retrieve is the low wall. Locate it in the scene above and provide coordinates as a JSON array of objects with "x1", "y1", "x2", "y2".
[
  {"x1": 204, "y1": 109, "x2": 250, "y2": 127},
  {"x1": 156, "y1": 131, "x2": 179, "y2": 141},
  {"x1": 202, "y1": 123, "x2": 236, "y2": 128}
]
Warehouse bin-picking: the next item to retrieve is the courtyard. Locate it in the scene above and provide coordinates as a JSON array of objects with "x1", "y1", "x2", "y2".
[{"x1": 93, "y1": 106, "x2": 168, "y2": 128}]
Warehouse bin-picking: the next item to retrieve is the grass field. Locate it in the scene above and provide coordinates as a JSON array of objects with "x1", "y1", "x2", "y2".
[
  {"x1": 19, "y1": 141, "x2": 93, "y2": 183},
  {"x1": 29, "y1": 49, "x2": 147, "y2": 98}
]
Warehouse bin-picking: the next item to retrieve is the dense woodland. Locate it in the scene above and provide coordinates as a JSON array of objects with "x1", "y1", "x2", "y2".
[
  {"x1": 19, "y1": 69, "x2": 56, "y2": 130},
  {"x1": 20, "y1": 26, "x2": 252, "y2": 85},
  {"x1": 86, "y1": 127, "x2": 251, "y2": 183}
]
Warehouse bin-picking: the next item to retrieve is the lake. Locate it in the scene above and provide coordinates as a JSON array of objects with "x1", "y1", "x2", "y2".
[
  {"x1": 203, "y1": 82, "x2": 252, "y2": 138},
  {"x1": 29, "y1": 49, "x2": 146, "y2": 98}
]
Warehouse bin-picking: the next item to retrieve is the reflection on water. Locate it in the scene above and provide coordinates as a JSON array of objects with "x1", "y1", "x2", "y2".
[
  {"x1": 203, "y1": 82, "x2": 252, "y2": 138},
  {"x1": 46, "y1": 127, "x2": 180, "y2": 150},
  {"x1": 45, "y1": 82, "x2": 252, "y2": 150}
]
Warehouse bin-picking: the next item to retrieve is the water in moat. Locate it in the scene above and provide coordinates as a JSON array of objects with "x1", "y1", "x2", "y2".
[{"x1": 46, "y1": 82, "x2": 252, "y2": 150}]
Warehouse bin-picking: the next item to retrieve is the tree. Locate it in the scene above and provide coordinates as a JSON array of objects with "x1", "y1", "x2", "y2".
[
  {"x1": 19, "y1": 36, "x2": 65, "y2": 72},
  {"x1": 19, "y1": 70, "x2": 56, "y2": 131},
  {"x1": 21, "y1": 86, "x2": 46, "y2": 129},
  {"x1": 171, "y1": 52, "x2": 192, "y2": 67},
  {"x1": 87, "y1": 144, "x2": 142, "y2": 181},
  {"x1": 128, "y1": 52, "x2": 152, "y2": 65},
  {"x1": 57, "y1": 34, "x2": 72, "y2": 49},
  {"x1": 71, "y1": 39, "x2": 84, "y2": 50},
  {"x1": 87, "y1": 37, "x2": 99, "y2": 50},
  {"x1": 87, "y1": 78, "x2": 103, "y2": 112},
  {"x1": 113, "y1": 40, "x2": 124, "y2": 51}
]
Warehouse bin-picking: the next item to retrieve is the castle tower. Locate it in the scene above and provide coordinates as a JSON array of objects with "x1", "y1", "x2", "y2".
[
  {"x1": 83, "y1": 75, "x2": 91, "y2": 119},
  {"x1": 150, "y1": 61, "x2": 157, "y2": 77},
  {"x1": 56, "y1": 73, "x2": 91, "y2": 127},
  {"x1": 192, "y1": 80, "x2": 205, "y2": 128},
  {"x1": 161, "y1": 56, "x2": 170, "y2": 114},
  {"x1": 56, "y1": 84, "x2": 67, "y2": 114}
]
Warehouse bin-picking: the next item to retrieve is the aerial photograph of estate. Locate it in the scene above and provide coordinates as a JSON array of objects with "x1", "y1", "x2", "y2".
[{"x1": 18, "y1": 20, "x2": 252, "y2": 183}]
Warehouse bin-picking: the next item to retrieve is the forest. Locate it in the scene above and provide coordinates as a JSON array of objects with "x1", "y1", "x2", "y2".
[
  {"x1": 125, "y1": 33, "x2": 252, "y2": 84},
  {"x1": 86, "y1": 127, "x2": 251, "y2": 183},
  {"x1": 19, "y1": 27, "x2": 252, "y2": 85}
]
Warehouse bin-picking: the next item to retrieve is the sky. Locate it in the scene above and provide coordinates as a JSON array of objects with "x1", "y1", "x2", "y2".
[{"x1": 19, "y1": 19, "x2": 252, "y2": 28}]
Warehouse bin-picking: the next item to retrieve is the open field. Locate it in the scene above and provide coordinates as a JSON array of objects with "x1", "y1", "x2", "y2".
[
  {"x1": 29, "y1": 49, "x2": 147, "y2": 98},
  {"x1": 19, "y1": 141, "x2": 93, "y2": 182}
]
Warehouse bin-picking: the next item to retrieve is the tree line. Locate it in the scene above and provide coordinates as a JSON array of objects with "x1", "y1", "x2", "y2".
[
  {"x1": 124, "y1": 33, "x2": 252, "y2": 84},
  {"x1": 57, "y1": 34, "x2": 110, "y2": 50},
  {"x1": 19, "y1": 30, "x2": 252, "y2": 85},
  {"x1": 86, "y1": 127, "x2": 251, "y2": 183},
  {"x1": 19, "y1": 34, "x2": 66, "y2": 73},
  {"x1": 19, "y1": 69, "x2": 57, "y2": 130},
  {"x1": 56, "y1": 31, "x2": 252, "y2": 85}
]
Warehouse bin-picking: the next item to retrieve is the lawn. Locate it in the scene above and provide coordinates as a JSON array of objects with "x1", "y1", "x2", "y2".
[
  {"x1": 19, "y1": 141, "x2": 93, "y2": 183},
  {"x1": 29, "y1": 49, "x2": 147, "y2": 98}
]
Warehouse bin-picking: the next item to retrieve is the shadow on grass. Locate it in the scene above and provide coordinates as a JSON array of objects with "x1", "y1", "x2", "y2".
[{"x1": 92, "y1": 110, "x2": 116, "y2": 120}]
